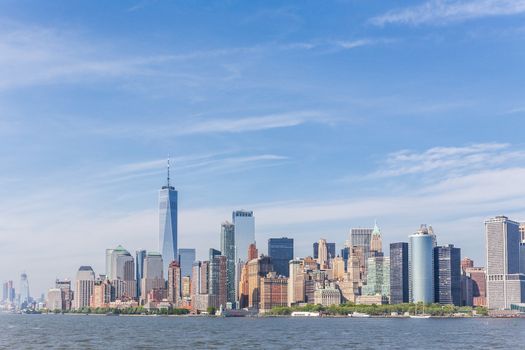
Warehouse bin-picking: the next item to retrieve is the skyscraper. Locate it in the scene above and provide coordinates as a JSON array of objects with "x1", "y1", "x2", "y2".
[
  {"x1": 135, "y1": 250, "x2": 146, "y2": 300},
  {"x1": 178, "y1": 248, "x2": 196, "y2": 278},
  {"x1": 19, "y1": 273, "x2": 30, "y2": 308},
  {"x1": 409, "y1": 224, "x2": 435, "y2": 304},
  {"x1": 390, "y1": 242, "x2": 409, "y2": 304},
  {"x1": 370, "y1": 221, "x2": 382, "y2": 254},
  {"x1": 363, "y1": 255, "x2": 390, "y2": 299},
  {"x1": 159, "y1": 159, "x2": 178, "y2": 279},
  {"x1": 74, "y1": 266, "x2": 95, "y2": 309},
  {"x1": 519, "y1": 222, "x2": 525, "y2": 242},
  {"x1": 220, "y1": 222, "x2": 236, "y2": 304},
  {"x1": 167, "y1": 261, "x2": 181, "y2": 306},
  {"x1": 485, "y1": 216, "x2": 525, "y2": 309},
  {"x1": 140, "y1": 252, "x2": 164, "y2": 304},
  {"x1": 288, "y1": 259, "x2": 305, "y2": 306},
  {"x1": 232, "y1": 210, "x2": 255, "y2": 262},
  {"x1": 268, "y1": 237, "x2": 294, "y2": 277},
  {"x1": 55, "y1": 279, "x2": 73, "y2": 311},
  {"x1": 209, "y1": 255, "x2": 227, "y2": 309},
  {"x1": 317, "y1": 239, "x2": 329, "y2": 269},
  {"x1": 47, "y1": 288, "x2": 63, "y2": 311},
  {"x1": 350, "y1": 227, "x2": 373, "y2": 261},
  {"x1": 108, "y1": 245, "x2": 136, "y2": 299},
  {"x1": 434, "y1": 244, "x2": 461, "y2": 305},
  {"x1": 313, "y1": 242, "x2": 336, "y2": 260}
]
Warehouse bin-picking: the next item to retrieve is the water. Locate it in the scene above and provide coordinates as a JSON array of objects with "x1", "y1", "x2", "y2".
[{"x1": 1, "y1": 314, "x2": 524, "y2": 349}]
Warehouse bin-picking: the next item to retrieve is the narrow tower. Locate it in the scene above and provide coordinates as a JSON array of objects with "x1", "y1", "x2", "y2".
[{"x1": 159, "y1": 157, "x2": 178, "y2": 280}]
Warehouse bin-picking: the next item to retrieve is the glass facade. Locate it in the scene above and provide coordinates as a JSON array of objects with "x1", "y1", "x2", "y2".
[
  {"x1": 312, "y1": 242, "x2": 336, "y2": 260},
  {"x1": 363, "y1": 254, "x2": 390, "y2": 298},
  {"x1": 409, "y1": 225, "x2": 434, "y2": 303},
  {"x1": 232, "y1": 210, "x2": 255, "y2": 262},
  {"x1": 220, "y1": 222, "x2": 236, "y2": 303},
  {"x1": 159, "y1": 183, "x2": 178, "y2": 280},
  {"x1": 434, "y1": 244, "x2": 461, "y2": 305},
  {"x1": 178, "y1": 248, "x2": 196, "y2": 278},
  {"x1": 390, "y1": 242, "x2": 409, "y2": 304},
  {"x1": 268, "y1": 237, "x2": 294, "y2": 277}
]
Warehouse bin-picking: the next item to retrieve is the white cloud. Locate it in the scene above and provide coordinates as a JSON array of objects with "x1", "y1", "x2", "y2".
[{"x1": 370, "y1": 0, "x2": 525, "y2": 26}]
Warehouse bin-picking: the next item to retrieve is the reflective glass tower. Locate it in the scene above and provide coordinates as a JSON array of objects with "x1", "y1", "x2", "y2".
[
  {"x1": 268, "y1": 237, "x2": 294, "y2": 277},
  {"x1": 220, "y1": 222, "x2": 236, "y2": 304},
  {"x1": 178, "y1": 248, "x2": 196, "y2": 278},
  {"x1": 232, "y1": 210, "x2": 255, "y2": 262},
  {"x1": 19, "y1": 273, "x2": 30, "y2": 308},
  {"x1": 409, "y1": 224, "x2": 435, "y2": 304},
  {"x1": 159, "y1": 159, "x2": 178, "y2": 279}
]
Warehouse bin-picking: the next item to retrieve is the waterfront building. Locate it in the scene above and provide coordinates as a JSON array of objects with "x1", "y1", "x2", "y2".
[
  {"x1": 347, "y1": 246, "x2": 365, "y2": 292},
  {"x1": 336, "y1": 275, "x2": 358, "y2": 304},
  {"x1": 356, "y1": 294, "x2": 389, "y2": 305},
  {"x1": 238, "y1": 263, "x2": 249, "y2": 308},
  {"x1": 390, "y1": 242, "x2": 409, "y2": 304},
  {"x1": 409, "y1": 224, "x2": 435, "y2": 304},
  {"x1": 313, "y1": 282, "x2": 341, "y2": 306},
  {"x1": 159, "y1": 159, "x2": 178, "y2": 280},
  {"x1": 247, "y1": 255, "x2": 273, "y2": 309},
  {"x1": 105, "y1": 248, "x2": 114, "y2": 278},
  {"x1": 209, "y1": 254, "x2": 227, "y2": 309},
  {"x1": 190, "y1": 261, "x2": 202, "y2": 310},
  {"x1": 46, "y1": 288, "x2": 62, "y2": 311},
  {"x1": 200, "y1": 261, "x2": 210, "y2": 294},
  {"x1": 135, "y1": 250, "x2": 147, "y2": 300},
  {"x1": 178, "y1": 248, "x2": 196, "y2": 279},
  {"x1": 220, "y1": 222, "x2": 236, "y2": 304},
  {"x1": 434, "y1": 245, "x2": 461, "y2": 305},
  {"x1": 363, "y1": 255, "x2": 390, "y2": 300},
  {"x1": 74, "y1": 266, "x2": 95, "y2": 309},
  {"x1": 140, "y1": 252, "x2": 164, "y2": 304},
  {"x1": 268, "y1": 237, "x2": 294, "y2": 277},
  {"x1": 259, "y1": 272, "x2": 288, "y2": 313},
  {"x1": 55, "y1": 279, "x2": 73, "y2": 311},
  {"x1": 288, "y1": 259, "x2": 305, "y2": 306},
  {"x1": 167, "y1": 261, "x2": 181, "y2": 306},
  {"x1": 108, "y1": 245, "x2": 136, "y2": 299},
  {"x1": 182, "y1": 276, "x2": 191, "y2": 298},
  {"x1": 370, "y1": 221, "x2": 382, "y2": 254},
  {"x1": 19, "y1": 273, "x2": 30, "y2": 308},
  {"x1": 232, "y1": 210, "x2": 255, "y2": 262},
  {"x1": 90, "y1": 279, "x2": 111, "y2": 308},
  {"x1": 485, "y1": 216, "x2": 525, "y2": 309}
]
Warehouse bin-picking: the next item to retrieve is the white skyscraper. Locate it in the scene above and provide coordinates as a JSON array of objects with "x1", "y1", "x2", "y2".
[
  {"x1": 140, "y1": 252, "x2": 164, "y2": 303},
  {"x1": 485, "y1": 216, "x2": 525, "y2": 309},
  {"x1": 409, "y1": 224, "x2": 435, "y2": 304},
  {"x1": 107, "y1": 245, "x2": 136, "y2": 299}
]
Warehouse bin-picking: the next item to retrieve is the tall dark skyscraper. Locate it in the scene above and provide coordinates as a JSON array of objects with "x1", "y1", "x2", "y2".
[
  {"x1": 220, "y1": 222, "x2": 236, "y2": 303},
  {"x1": 159, "y1": 159, "x2": 178, "y2": 279},
  {"x1": 434, "y1": 244, "x2": 461, "y2": 305},
  {"x1": 390, "y1": 242, "x2": 409, "y2": 304},
  {"x1": 341, "y1": 247, "x2": 350, "y2": 271},
  {"x1": 135, "y1": 250, "x2": 146, "y2": 298},
  {"x1": 312, "y1": 242, "x2": 335, "y2": 259},
  {"x1": 268, "y1": 237, "x2": 294, "y2": 277}
]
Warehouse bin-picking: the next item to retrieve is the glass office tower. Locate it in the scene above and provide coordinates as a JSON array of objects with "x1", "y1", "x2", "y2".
[
  {"x1": 159, "y1": 159, "x2": 178, "y2": 280},
  {"x1": 409, "y1": 225, "x2": 435, "y2": 304},
  {"x1": 268, "y1": 237, "x2": 294, "y2": 277}
]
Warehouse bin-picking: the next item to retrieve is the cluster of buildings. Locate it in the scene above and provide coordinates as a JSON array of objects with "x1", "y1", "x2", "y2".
[{"x1": 2, "y1": 165, "x2": 525, "y2": 314}]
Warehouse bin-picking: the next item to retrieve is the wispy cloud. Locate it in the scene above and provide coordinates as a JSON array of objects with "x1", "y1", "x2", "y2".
[
  {"x1": 370, "y1": 142, "x2": 525, "y2": 178},
  {"x1": 370, "y1": 0, "x2": 525, "y2": 26}
]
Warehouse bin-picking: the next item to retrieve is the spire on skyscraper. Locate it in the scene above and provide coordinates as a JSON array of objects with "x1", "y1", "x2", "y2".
[{"x1": 167, "y1": 155, "x2": 171, "y2": 188}]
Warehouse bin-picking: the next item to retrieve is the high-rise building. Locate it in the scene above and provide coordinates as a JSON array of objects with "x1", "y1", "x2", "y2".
[
  {"x1": 341, "y1": 247, "x2": 350, "y2": 271},
  {"x1": 90, "y1": 279, "x2": 111, "y2": 308},
  {"x1": 409, "y1": 224, "x2": 435, "y2": 304},
  {"x1": 288, "y1": 259, "x2": 305, "y2": 306},
  {"x1": 178, "y1": 248, "x2": 196, "y2": 278},
  {"x1": 181, "y1": 276, "x2": 191, "y2": 299},
  {"x1": 107, "y1": 245, "x2": 136, "y2": 299},
  {"x1": 135, "y1": 250, "x2": 147, "y2": 300},
  {"x1": 248, "y1": 243, "x2": 258, "y2": 261},
  {"x1": 268, "y1": 237, "x2": 294, "y2": 277},
  {"x1": 390, "y1": 242, "x2": 409, "y2": 304},
  {"x1": 520, "y1": 222, "x2": 525, "y2": 242},
  {"x1": 350, "y1": 227, "x2": 373, "y2": 262},
  {"x1": 434, "y1": 245, "x2": 461, "y2": 305},
  {"x1": 370, "y1": 222, "x2": 382, "y2": 254},
  {"x1": 3, "y1": 281, "x2": 15, "y2": 304},
  {"x1": 19, "y1": 273, "x2": 30, "y2": 308},
  {"x1": 167, "y1": 261, "x2": 181, "y2": 306},
  {"x1": 485, "y1": 216, "x2": 525, "y2": 309},
  {"x1": 140, "y1": 252, "x2": 164, "y2": 304},
  {"x1": 259, "y1": 272, "x2": 288, "y2": 313},
  {"x1": 317, "y1": 239, "x2": 328, "y2": 269},
  {"x1": 461, "y1": 257, "x2": 474, "y2": 271},
  {"x1": 247, "y1": 256, "x2": 273, "y2": 309},
  {"x1": 313, "y1": 242, "x2": 336, "y2": 260},
  {"x1": 363, "y1": 255, "x2": 390, "y2": 299},
  {"x1": 209, "y1": 255, "x2": 227, "y2": 309},
  {"x1": 465, "y1": 266, "x2": 487, "y2": 307},
  {"x1": 220, "y1": 222, "x2": 236, "y2": 304},
  {"x1": 159, "y1": 159, "x2": 178, "y2": 280},
  {"x1": 55, "y1": 279, "x2": 73, "y2": 311},
  {"x1": 105, "y1": 248, "x2": 114, "y2": 278},
  {"x1": 46, "y1": 288, "x2": 63, "y2": 311},
  {"x1": 332, "y1": 256, "x2": 345, "y2": 280},
  {"x1": 232, "y1": 210, "x2": 255, "y2": 263},
  {"x1": 200, "y1": 261, "x2": 210, "y2": 294},
  {"x1": 74, "y1": 266, "x2": 95, "y2": 309}
]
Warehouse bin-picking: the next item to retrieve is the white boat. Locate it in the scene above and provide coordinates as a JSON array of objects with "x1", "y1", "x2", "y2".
[
  {"x1": 410, "y1": 304, "x2": 431, "y2": 319},
  {"x1": 291, "y1": 311, "x2": 320, "y2": 317},
  {"x1": 349, "y1": 312, "x2": 370, "y2": 318}
]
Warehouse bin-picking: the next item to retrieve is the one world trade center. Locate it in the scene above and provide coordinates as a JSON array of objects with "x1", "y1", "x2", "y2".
[{"x1": 159, "y1": 158, "x2": 178, "y2": 279}]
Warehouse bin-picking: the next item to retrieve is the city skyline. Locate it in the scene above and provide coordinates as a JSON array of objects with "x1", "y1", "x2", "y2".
[{"x1": 2, "y1": 0, "x2": 525, "y2": 297}]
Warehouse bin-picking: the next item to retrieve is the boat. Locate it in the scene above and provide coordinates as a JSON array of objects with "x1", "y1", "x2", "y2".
[
  {"x1": 410, "y1": 304, "x2": 431, "y2": 319},
  {"x1": 291, "y1": 311, "x2": 320, "y2": 317},
  {"x1": 349, "y1": 312, "x2": 370, "y2": 318}
]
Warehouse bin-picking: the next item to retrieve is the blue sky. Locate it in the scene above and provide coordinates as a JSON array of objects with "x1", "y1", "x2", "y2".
[{"x1": 1, "y1": 0, "x2": 525, "y2": 295}]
